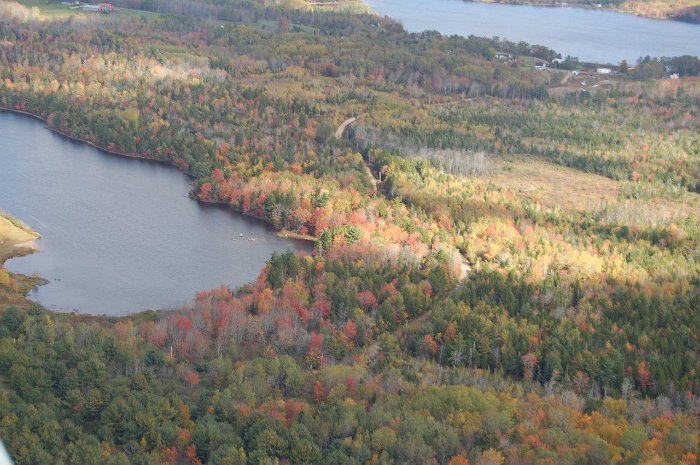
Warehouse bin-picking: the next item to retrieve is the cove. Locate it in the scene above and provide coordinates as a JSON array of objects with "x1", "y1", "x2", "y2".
[
  {"x1": 0, "y1": 112, "x2": 311, "y2": 316},
  {"x1": 365, "y1": 0, "x2": 700, "y2": 64}
]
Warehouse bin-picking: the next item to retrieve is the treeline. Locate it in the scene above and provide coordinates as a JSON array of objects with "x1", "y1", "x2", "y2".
[
  {"x1": 352, "y1": 93, "x2": 700, "y2": 192},
  {"x1": 110, "y1": 0, "x2": 385, "y2": 33},
  {"x1": 673, "y1": 5, "x2": 700, "y2": 23},
  {"x1": 630, "y1": 55, "x2": 700, "y2": 79}
]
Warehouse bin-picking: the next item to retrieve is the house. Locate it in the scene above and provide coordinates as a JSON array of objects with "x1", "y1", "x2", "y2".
[
  {"x1": 534, "y1": 59, "x2": 548, "y2": 70},
  {"x1": 596, "y1": 67, "x2": 612, "y2": 74},
  {"x1": 551, "y1": 58, "x2": 565, "y2": 65},
  {"x1": 495, "y1": 53, "x2": 513, "y2": 61},
  {"x1": 81, "y1": 2, "x2": 113, "y2": 13}
]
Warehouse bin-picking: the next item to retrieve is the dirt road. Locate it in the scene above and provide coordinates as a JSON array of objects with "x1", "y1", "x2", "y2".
[{"x1": 334, "y1": 116, "x2": 357, "y2": 139}]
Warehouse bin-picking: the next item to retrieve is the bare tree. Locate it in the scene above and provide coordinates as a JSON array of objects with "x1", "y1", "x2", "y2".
[{"x1": 415, "y1": 148, "x2": 495, "y2": 176}]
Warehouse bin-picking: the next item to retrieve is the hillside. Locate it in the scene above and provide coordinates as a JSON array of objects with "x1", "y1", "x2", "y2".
[{"x1": 0, "y1": 1, "x2": 698, "y2": 464}]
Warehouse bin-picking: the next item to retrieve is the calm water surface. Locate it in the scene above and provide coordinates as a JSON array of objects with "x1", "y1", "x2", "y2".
[
  {"x1": 1, "y1": 112, "x2": 310, "y2": 315},
  {"x1": 366, "y1": 0, "x2": 700, "y2": 63}
]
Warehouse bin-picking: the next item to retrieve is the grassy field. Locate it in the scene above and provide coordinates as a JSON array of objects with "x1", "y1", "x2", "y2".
[
  {"x1": 484, "y1": 156, "x2": 700, "y2": 221},
  {"x1": 306, "y1": 0, "x2": 368, "y2": 13},
  {"x1": 11, "y1": 0, "x2": 74, "y2": 18},
  {"x1": 114, "y1": 7, "x2": 161, "y2": 20},
  {"x1": 278, "y1": 0, "x2": 368, "y2": 13},
  {"x1": 14, "y1": 0, "x2": 362, "y2": 21},
  {"x1": 14, "y1": 0, "x2": 161, "y2": 20}
]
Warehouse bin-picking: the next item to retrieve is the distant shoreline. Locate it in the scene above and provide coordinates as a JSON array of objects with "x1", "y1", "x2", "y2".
[
  {"x1": 364, "y1": 0, "x2": 700, "y2": 24},
  {"x1": 467, "y1": 0, "x2": 699, "y2": 23}
]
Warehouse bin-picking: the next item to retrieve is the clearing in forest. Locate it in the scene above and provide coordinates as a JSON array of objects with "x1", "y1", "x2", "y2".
[{"x1": 484, "y1": 156, "x2": 700, "y2": 220}]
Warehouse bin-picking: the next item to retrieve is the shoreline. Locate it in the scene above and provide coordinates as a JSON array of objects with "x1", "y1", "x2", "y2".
[
  {"x1": 193, "y1": 197, "x2": 318, "y2": 244},
  {"x1": 0, "y1": 107, "x2": 316, "y2": 244},
  {"x1": 0, "y1": 107, "x2": 196, "y2": 177},
  {"x1": 365, "y1": 0, "x2": 700, "y2": 24},
  {"x1": 12, "y1": 240, "x2": 39, "y2": 253},
  {"x1": 0, "y1": 108, "x2": 316, "y2": 316},
  {"x1": 0, "y1": 212, "x2": 47, "y2": 310},
  {"x1": 461, "y1": 0, "x2": 699, "y2": 23},
  {"x1": 276, "y1": 229, "x2": 317, "y2": 242},
  {"x1": 0, "y1": 213, "x2": 41, "y2": 265},
  {"x1": 0, "y1": 240, "x2": 39, "y2": 266}
]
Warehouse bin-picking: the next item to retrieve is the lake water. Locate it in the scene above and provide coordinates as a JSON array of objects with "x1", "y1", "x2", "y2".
[
  {"x1": 0, "y1": 112, "x2": 311, "y2": 315},
  {"x1": 365, "y1": 0, "x2": 700, "y2": 64}
]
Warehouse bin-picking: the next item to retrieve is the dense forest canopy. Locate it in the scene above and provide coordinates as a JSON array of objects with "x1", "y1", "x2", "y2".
[{"x1": 0, "y1": 1, "x2": 698, "y2": 464}]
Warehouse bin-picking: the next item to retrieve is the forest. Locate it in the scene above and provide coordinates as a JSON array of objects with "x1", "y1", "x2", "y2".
[{"x1": 0, "y1": 0, "x2": 698, "y2": 464}]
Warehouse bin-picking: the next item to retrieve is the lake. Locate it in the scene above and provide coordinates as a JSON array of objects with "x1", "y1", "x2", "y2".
[
  {"x1": 0, "y1": 112, "x2": 311, "y2": 316},
  {"x1": 365, "y1": 0, "x2": 700, "y2": 64}
]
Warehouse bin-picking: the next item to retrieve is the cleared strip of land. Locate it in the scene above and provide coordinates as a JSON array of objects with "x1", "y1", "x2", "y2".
[{"x1": 484, "y1": 156, "x2": 700, "y2": 220}]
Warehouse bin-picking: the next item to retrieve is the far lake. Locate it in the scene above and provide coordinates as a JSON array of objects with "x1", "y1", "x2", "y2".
[
  {"x1": 365, "y1": 0, "x2": 700, "y2": 64},
  {"x1": 1, "y1": 112, "x2": 311, "y2": 316}
]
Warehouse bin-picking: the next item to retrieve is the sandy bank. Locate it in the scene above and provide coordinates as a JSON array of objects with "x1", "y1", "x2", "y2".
[{"x1": 0, "y1": 213, "x2": 40, "y2": 264}]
